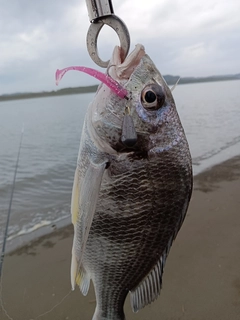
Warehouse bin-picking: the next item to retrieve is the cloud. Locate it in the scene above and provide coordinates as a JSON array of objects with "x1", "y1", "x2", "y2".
[{"x1": 0, "y1": 0, "x2": 239, "y2": 94}]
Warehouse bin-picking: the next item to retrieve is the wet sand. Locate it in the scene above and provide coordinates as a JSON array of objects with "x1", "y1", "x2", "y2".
[{"x1": 1, "y1": 156, "x2": 240, "y2": 320}]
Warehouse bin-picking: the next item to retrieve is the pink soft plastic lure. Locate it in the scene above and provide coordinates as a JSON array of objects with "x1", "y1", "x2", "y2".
[{"x1": 55, "y1": 66, "x2": 128, "y2": 99}]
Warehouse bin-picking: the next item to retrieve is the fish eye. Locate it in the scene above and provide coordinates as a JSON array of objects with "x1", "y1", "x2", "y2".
[
  {"x1": 144, "y1": 90, "x2": 157, "y2": 103},
  {"x1": 141, "y1": 84, "x2": 165, "y2": 110}
]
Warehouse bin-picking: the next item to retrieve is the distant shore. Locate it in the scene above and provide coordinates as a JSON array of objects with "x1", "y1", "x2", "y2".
[
  {"x1": 1, "y1": 155, "x2": 240, "y2": 320},
  {"x1": 0, "y1": 85, "x2": 98, "y2": 102},
  {"x1": 1, "y1": 74, "x2": 239, "y2": 102}
]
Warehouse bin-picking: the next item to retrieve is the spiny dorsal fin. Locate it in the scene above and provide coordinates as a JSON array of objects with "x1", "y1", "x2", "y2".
[{"x1": 170, "y1": 77, "x2": 181, "y2": 92}]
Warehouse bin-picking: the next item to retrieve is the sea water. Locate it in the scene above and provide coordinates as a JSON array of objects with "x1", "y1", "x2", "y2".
[{"x1": 0, "y1": 80, "x2": 239, "y2": 250}]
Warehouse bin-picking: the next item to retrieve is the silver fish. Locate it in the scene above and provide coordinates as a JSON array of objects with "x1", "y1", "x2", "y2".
[{"x1": 71, "y1": 44, "x2": 192, "y2": 320}]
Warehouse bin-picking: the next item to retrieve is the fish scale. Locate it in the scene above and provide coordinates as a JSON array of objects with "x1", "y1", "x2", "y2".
[
  {"x1": 82, "y1": 152, "x2": 191, "y2": 319},
  {"x1": 70, "y1": 44, "x2": 192, "y2": 320}
]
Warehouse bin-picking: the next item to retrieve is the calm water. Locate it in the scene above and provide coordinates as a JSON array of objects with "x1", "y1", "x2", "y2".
[{"x1": 0, "y1": 80, "x2": 240, "y2": 249}]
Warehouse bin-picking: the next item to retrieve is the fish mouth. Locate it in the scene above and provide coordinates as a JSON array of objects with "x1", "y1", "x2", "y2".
[
  {"x1": 96, "y1": 45, "x2": 150, "y2": 151},
  {"x1": 108, "y1": 44, "x2": 146, "y2": 81},
  {"x1": 108, "y1": 45, "x2": 146, "y2": 147}
]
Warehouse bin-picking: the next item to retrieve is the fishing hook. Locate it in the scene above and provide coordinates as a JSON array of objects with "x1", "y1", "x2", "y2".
[{"x1": 85, "y1": 0, "x2": 130, "y2": 68}]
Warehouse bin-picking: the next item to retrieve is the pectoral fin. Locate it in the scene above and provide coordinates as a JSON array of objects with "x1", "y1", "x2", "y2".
[
  {"x1": 71, "y1": 168, "x2": 80, "y2": 225},
  {"x1": 71, "y1": 160, "x2": 107, "y2": 291},
  {"x1": 71, "y1": 250, "x2": 90, "y2": 295}
]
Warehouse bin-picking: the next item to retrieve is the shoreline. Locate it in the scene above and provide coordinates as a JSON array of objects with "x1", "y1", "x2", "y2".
[
  {"x1": 1, "y1": 155, "x2": 240, "y2": 319},
  {"x1": 1, "y1": 78, "x2": 239, "y2": 103},
  {"x1": 3, "y1": 153, "x2": 240, "y2": 254}
]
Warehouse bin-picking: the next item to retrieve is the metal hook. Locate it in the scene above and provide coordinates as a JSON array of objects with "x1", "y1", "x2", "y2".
[{"x1": 85, "y1": 0, "x2": 130, "y2": 68}]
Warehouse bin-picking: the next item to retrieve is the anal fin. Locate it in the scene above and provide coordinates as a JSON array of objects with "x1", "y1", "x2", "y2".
[{"x1": 130, "y1": 239, "x2": 172, "y2": 312}]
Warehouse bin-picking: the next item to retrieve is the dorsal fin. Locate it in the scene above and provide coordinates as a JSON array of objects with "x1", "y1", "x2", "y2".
[
  {"x1": 170, "y1": 77, "x2": 181, "y2": 92},
  {"x1": 130, "y1": 237, "x2": 173, "y2": 312}
]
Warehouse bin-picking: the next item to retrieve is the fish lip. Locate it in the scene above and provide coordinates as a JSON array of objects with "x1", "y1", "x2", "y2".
[{"x1": 109, "y1": 44, "x2": 146, "y2": 81}]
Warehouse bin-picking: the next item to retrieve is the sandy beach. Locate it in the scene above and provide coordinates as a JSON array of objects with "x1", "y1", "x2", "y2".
[{"x1": 1, "y1": 156, "x2": 240, "y2": 320}]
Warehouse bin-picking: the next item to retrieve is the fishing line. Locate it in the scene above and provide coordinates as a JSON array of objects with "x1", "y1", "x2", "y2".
[
  {"x1": 0, "y1": 286, "x2": 72, "y2": 320},
  {"x1": 0, "y1": 124, "x2": 24, "y2": 277},
  {"x1": 32, "y1": 290, "x2": 72, "y2": 320},
  {"x1": 0, "y1": 125, "x2": 73, "y2": 320},
  {"x1": 0, "y1": 124, "x2": 24, "y2": 319}
]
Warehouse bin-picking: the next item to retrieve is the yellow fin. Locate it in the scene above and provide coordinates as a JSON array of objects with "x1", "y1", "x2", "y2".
[
  {"x1": 71, "y1": 250, "x2": 90, "y2": 295},
  {"x1": 71, "y1": 250, "x2": 78, "y2": 290},
  {"x1": 76, "y1": 272, "x2": 82, "y2": 286}
]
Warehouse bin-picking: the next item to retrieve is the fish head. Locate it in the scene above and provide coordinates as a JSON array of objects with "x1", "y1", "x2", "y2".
[{"x1": 91, "y1": 44, "x2": 186, "y2": 155}]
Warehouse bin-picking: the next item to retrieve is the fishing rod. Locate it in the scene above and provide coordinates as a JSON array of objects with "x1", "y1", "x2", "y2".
[{"x1": 0, "y1": 125, "x2": 24, "y2": 277}]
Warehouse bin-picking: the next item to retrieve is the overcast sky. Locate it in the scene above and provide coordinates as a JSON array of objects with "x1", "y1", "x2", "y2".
[{"x1": 0, "y1": 0, "x2": 239, "y2": 94}]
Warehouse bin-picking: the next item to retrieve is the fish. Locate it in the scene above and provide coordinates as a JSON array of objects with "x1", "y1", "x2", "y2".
[{"x1": 60, "y1": 44, "x2": 192, "y2": 320}]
